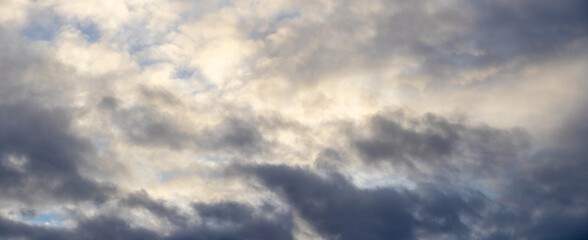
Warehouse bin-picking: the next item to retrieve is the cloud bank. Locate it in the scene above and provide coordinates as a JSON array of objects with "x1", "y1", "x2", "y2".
[{"x1": 1, "y1": 0, "x2": 587, "y2": 239}]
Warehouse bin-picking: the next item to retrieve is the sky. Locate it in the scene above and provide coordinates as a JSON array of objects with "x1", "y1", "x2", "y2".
[{"x1": 0, "y1": 0, "x2": 587, "y2": 239}]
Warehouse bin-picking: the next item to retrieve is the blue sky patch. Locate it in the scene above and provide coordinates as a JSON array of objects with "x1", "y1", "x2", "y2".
[
  {"x1": 21, "y1": 213, "x2": 64, "y2": 227},
  {"x1": 173, "y1": 68, "x2": 195, "y2": 79},
  {"x1": 76, "y1": 21, "x2": 100, "y2": 43},
  {"x1": 22, "y1": 14, "x2": 62, "y2": 41}
]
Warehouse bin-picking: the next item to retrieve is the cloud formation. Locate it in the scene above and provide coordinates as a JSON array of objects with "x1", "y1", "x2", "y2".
[
  {"x1": 0, "y1": 103, "x2": 115, "y2": 204},
  {"x1": 241, "y1": 164, "x2": 486, "y2": 239},
  {"x1": 350, "y1": 112, "x2": 529, "y2": 177},
  {"x1": 1, "y1": 0, "x2": 587, "y2": 239}
]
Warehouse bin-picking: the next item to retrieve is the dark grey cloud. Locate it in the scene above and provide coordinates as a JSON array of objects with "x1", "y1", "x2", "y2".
[
  {"x1": 1, "y1": 195, "x2": 294, "y2": 240},
  {"x1": 194, "y1": 201, "x2": 254, "y2": 224},
  {"x1": 350, "y1": 112, "x2": 529, "y2": 177},
  {"x1": 482, "y1": 106, "x2": 588, "y2": 240},
  {"x1": 321, "y1": 109, "x2": 588, "y2": 239},
  {"x1": 258, "y1": 0, "x2": 588, "y2": 84},
  {"x1": 0, "y1": 215, "x2": 162, "y2": 240},
  {"x1": 112, "y1": 102, "x2": 268, "y2": 156},
  {"x1": 469, "y1": 0, "x2": 588, "y2": 59},
  {"x1": 0, "y1": 27, "x2": 116, "y2": 207},
  {"x1": 121, "y1": 191, "x2": 293, "y2": 240},
  {"x1": 140, "y1": 86, "x2": 182, "y2": 106},
  {"x1": 198, "y1": 117, "x2": 267, "y2": 156},
  {"x1": 1, "y1": 82, "x2": 578, "y2": 240},
  {"x1": 242, "y1": 164, "x2": 486, "y2": 240},
  {"x1": 171, "y1": 201, "x2": 293, "y2": 240},
  {"x1": 74, "y1": 216, "x2": 162, "y2": 240},
  {"x1": 98, "y1": 96, "x2": 119, "y2": 110},
  {"x1": 113, "y1": 104, "x2": 192, "y2": 149},
  {"x1": 1, "y1": 103, "x2": 585, "y2": 239},
  {"x1": 383, "y1": 0, "x2": 588, "y2": 80},
  {"x1": 0, "y1": 102, "x2": 115, "y2": 203}
]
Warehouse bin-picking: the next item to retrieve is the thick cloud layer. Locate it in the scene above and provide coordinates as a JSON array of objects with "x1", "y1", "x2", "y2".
[
  {"x1": 482, "y1": 107, "x2": 588, "y2": 240},
  {"x1": 257, "y1": 0, "x2": 588, "y2": 85},
  {"x1": 1, "y1": 192, "x2": 294, "y2": 240},
  {"x1": 1, "y1": 0, "x2": 587, "y2": 239},
  {"x1": 0, "y1": 102, "x2": 114, "y2": 203},
  {"x1": 242, "y1": 164, "x2": 484, "y2": 240},
  {"x1": 350, "y1": 113, "x2": 529, "y2": 177}
]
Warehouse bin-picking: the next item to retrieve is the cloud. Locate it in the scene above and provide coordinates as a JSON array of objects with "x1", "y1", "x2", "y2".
[
  {"x1": 241, "y1": 164, "x2": 487, "y2": 240},
  {"x1": 1, "y1": 0, "x2": 587, "y2": 239},
  {"x1": 0, "y1": 26, "x2": 118, "y2": 210},
  {"x1": 175, "y1": 201, "x2": 293, "y2": 240},
  {"x1": 254, "y1": 0, "x2": 588, "y2": 85},
  {"x1": 1, "y1": 189, "x2": 294, "y2": 240},
  {"x1": 121, "y1": 190, "x2": 294, "y2": 240},
  {"x1": 0, "y1": 102, "x2": 115, "y2": 204},
  {"x1": 482, "y1": 106, "x2": 588, "y2": 239},
  {"x1": 0, "y1": 215, "x2": 67, "y2": 240},
  {"x1": 74, "y1": 216, "x2": 162, "y2": 240},
  {"x1": 122, "y1": 190, "x2": 189, "y2": 228},
  {"x1": 112, "y1": 102, "x2": 267, "y2": 156},
  {"x1": 349, "y1": 112, "x2": 530, "y2": 177}
]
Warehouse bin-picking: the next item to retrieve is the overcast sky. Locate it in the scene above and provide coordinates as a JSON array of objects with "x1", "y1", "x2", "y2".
[{"x1": 0, "y1": 0, "x2": 587, "y2": 239}]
